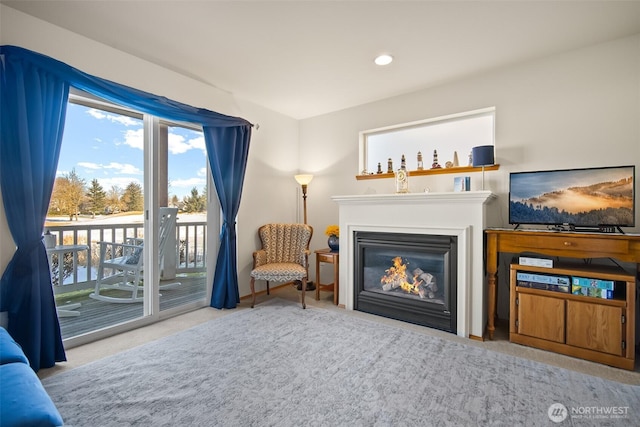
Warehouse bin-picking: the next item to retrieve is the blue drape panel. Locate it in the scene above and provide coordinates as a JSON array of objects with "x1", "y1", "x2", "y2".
[
  {"x1": 204, "y1": 126, "x2": 251, "y2": 309},
  {"x1": 0, "y1": 46, "x2": 252, "y2": 369},
  {"x1": 0, "y1": 50, "x2": 69, "y2": 371}
]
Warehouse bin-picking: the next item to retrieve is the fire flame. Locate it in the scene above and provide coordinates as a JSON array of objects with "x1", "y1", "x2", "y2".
[{"x1": 380, "y1": 256, "x2": 423, "y2": 295}]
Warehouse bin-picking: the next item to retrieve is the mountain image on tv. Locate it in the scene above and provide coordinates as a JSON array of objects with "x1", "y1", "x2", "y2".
[{"x1": 509, "y1": 167, "x2": 635, "y2": 227}]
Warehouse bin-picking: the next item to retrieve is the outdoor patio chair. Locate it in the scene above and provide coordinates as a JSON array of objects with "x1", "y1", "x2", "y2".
[
  {"x1": 90, "y1": 207, "x2": 181, "y2": 303},
  {"x1": 250, "y1": 223, "x2": 313, "y2": 309}
]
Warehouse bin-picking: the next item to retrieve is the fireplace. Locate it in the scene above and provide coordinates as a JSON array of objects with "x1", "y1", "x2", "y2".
[
  {"x1": 354, "y1": 231, "x2": 457, "y2": 333},
  {"x1": 332, "y1": 192, "x2": 498, "y2": 339}
]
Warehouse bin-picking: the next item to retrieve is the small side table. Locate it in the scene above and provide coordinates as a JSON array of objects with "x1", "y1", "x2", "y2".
[
  {"x1": 46, "y1": 244, "x2": 89, "y2": 317},
  {"x1": 315, "y1": 248, "x2": 339, "y2": 305}
]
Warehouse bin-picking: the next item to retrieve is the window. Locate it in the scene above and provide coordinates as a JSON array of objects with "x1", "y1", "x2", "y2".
[{"x1": 359, "y1": 108, "x2": 495, "y2": 176}]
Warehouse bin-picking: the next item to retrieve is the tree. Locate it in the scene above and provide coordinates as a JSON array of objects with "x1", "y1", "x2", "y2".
[
  {"x1": 86, "y1": 179, "x2": 107, "y2": 218},
  {"x1": 105, "y1": 185, "x2": 123, "y2": 214},
  {"x1": 122, "y1": 182, "x2": 143, "y2": 212},
  {"x1": 49, "y1": 177, "x2": 70, "y2": 216},
  {"x1": 182, "y1": 187, "x2": 205, "y2": 213},
  {"x1": 65, "y1": 169, "x2": 86, "y2": 220},
  {"x1": 49, "y1": 168, "x2": 86, "y2": 220}
]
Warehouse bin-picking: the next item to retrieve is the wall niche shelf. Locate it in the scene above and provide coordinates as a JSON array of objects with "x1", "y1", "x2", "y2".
[{"x1": 355, "y1": 164, "x2": 500, "y2": 181}]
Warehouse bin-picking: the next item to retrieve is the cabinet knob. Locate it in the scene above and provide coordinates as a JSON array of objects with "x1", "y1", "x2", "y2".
[{"x1": 563, "y1": 241, "x2": 572, "y2": 246}]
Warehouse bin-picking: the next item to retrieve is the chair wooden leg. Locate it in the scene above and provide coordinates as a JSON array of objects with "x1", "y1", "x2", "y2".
[
  {"x1": 250, "y1": 277, "x2": 256, "y2": 308},
  {"x1": 301, "y1": 278, "x2": 306, "y2": 309}
]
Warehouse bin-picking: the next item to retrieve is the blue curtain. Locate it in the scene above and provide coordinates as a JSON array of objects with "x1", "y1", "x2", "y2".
[
  {"x1": 204, "y1": 126, "x2": 251, "y2": 309},
  {"x1": 0, "y1": 45, "x2": 252, "y2": 370},
  {"x1": 0, "y1": 50, "x2": 69, "y2": 371}
]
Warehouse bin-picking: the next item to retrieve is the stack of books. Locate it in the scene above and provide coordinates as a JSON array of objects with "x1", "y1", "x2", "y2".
[
  {"x1": 571, "y1": 276, "x2": 615, "y2": 299},
  {"x1": 516, "y1": 270, "x2": 616, "y2": 299},
  {"x1": 516, "y1": 271, "x2": 570, "y2": 293}
]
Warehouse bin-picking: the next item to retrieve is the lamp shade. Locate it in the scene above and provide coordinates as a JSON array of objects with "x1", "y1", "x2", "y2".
[
  {"x1": 294, "y1": 174, "x2": 314, "y2": 185},
  {"x1": 472, "y1": 145, "x2": 495, "y2": 167}
]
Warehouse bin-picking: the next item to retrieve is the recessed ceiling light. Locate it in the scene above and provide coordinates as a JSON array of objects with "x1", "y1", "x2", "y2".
[{"x1": 374, "y1": 54, "x2": 393, "y2": 66}]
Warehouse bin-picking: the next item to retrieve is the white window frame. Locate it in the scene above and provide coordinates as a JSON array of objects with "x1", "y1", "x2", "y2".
[{"x1": 359, "y1": 107, "x2": 496, "y2": 174}]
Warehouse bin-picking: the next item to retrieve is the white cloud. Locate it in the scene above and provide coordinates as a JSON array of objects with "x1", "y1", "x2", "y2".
[
  {"x1": 122, "y1": 128, "x2": 144, "y2": 150},
  {"x1": 99, "y1": 176, "x2": 142, "y2": 190},
  {"x1": 197, "y1": 167, "x2": 207, "y2": 177},
  {"x1": 78, "y1": 162, "x2": 101, "y2": 170},
  {"x1": 170, "y1": 177, "x2": 206, "y2": 189},
  {"x1": 167, "y1": 132, "x2": 206, "y2": 155},
  {"x1": 77, "y1": 161, "x2": 142, "y2": 175},
  {"x1": 86, "y1": 109, "x2": 106, "y2": 120},
  {"x1": 86, "y1": 108, "x2": 140, "y2": 126},
  {"x1": 105, "y1": 162, "x2": 142, "y2": 175},
  {"x1": 168, "y1": 133, "x2": 190, "y2": 154},
  {"x1": 189, "y1": 135, "x2": 206, "y2": 154}
]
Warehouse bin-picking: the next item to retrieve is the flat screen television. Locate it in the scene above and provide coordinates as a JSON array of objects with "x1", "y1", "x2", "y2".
[{"x1": 509, "y1": 165, "x2": 635, "y2": 231}]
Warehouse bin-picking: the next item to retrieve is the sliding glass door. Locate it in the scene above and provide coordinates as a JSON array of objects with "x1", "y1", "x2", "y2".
[{"x1": 48, "y1": 92, "x2": 211, "y2": 346}]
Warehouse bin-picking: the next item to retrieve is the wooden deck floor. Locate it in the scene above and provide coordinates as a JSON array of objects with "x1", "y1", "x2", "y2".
[{"x1": 57, "y1": 274, "x2": 207, "y2": 339}]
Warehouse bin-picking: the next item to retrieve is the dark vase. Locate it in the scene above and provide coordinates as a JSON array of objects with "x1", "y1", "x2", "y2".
[{"x1": 328, "y1": 235, "x2": 339, "y2": 252}]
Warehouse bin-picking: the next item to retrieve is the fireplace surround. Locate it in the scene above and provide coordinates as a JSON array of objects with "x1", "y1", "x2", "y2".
[{"x1": 332, "y1": 192, "x2": 497, "y2": 339}]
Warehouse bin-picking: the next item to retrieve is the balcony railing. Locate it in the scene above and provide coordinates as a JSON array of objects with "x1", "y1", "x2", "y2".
[{"x1": 45, "y1": 220, "x2": 207, "y2": 295}]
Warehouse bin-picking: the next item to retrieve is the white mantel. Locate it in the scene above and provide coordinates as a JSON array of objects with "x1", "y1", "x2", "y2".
[{"x1": 332, "y1": 191, "x2": 497, "y2": 339}]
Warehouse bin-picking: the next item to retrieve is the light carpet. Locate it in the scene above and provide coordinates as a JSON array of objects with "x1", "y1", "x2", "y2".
[{"x1": 43, "y1": 299, "x2": 638, "y2": 426}]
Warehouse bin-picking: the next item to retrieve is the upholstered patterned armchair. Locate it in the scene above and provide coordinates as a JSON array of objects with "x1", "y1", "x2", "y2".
[{"x1": 250, "y1": 223, "x2": 313, "y2": 309}]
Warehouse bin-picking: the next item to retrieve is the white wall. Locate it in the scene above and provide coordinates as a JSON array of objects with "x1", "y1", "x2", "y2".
[
  {"x1": 299, "y1": 34, "x2": 640, "y2": 317},
  {"x1": 300, "y1": 33, "x2": 640, "y2": 244},
  {"x1": 0, "y1": 5, "x2": 300, "y2": 298}
]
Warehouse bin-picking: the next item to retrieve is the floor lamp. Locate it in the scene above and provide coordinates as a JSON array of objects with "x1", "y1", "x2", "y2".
[
  {"x1": 294, "y1": 174, "x2": 313, "y2": 225},
  {"x1": 472, "y1": 145, "x2": 495, "y2": 191},
  {"x1": 294, "y1": 174, "x2": 315, "y2": 290}
]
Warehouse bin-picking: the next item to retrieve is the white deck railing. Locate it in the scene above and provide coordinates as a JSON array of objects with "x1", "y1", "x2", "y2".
[{"x1": 45, "y1": 220, "x2": 207, "y2": 294}]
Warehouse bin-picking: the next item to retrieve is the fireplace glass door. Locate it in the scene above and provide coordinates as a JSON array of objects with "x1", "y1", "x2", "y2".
[{"x1": 354, "y1": 231, "x2": 457, "y2": 333}]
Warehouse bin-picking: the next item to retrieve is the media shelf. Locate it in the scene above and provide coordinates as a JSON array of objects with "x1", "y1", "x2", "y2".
[{"x1": 509, "y1": 263, "x2": 636, "y2": 370}]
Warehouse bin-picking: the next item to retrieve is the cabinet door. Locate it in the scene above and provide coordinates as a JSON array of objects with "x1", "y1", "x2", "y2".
[
  {"x1": 566, "y1": 301, "x2": 623, "y2": 356},
  {"x1": 517, "y1": 293, "x2": 565, "y2": 343}
]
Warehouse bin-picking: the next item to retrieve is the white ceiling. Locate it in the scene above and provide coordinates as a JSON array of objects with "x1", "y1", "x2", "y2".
[{"x1": 4, "y1": 1, "x2": 640, "y2": 119}]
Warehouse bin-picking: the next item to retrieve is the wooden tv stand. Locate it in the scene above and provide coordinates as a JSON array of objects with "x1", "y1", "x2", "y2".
[{"x1": 485, "y1": 229, "x2": 639, "y2": 368}]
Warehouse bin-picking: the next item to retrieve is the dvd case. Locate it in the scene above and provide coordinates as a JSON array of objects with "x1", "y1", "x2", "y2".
[{"x1": 571, "y1": 276, "x2": 615, "y2": 290}]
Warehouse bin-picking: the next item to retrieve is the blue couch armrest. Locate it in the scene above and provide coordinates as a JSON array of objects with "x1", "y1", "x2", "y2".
[
  {"x1": 0, "y1": 362, "x2": 64, "y2": 426},
  {"x1": 0, "y1": 327, "x2": 29, "y2": 365},
  {"x1": 0, "y1": 327, "x2": 64, "y2": 426}
]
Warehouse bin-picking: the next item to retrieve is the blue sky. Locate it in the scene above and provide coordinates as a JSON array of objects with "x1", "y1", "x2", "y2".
[{"x1": 57, "y1": 103, "x2": 207, "y2": 199}]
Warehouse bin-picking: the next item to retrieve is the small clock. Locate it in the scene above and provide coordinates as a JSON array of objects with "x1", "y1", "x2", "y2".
[{"x1": 395, "y1": 169, "x2": 409, "y2": 193}]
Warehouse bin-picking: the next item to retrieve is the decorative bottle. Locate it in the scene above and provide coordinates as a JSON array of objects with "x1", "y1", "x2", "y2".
[
  {"x1": 387, "y1": 158, "x2": 393, "y2": 173},
  {"x1": 417, "y1": 151, "x2": 424, "y2": 170}
]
